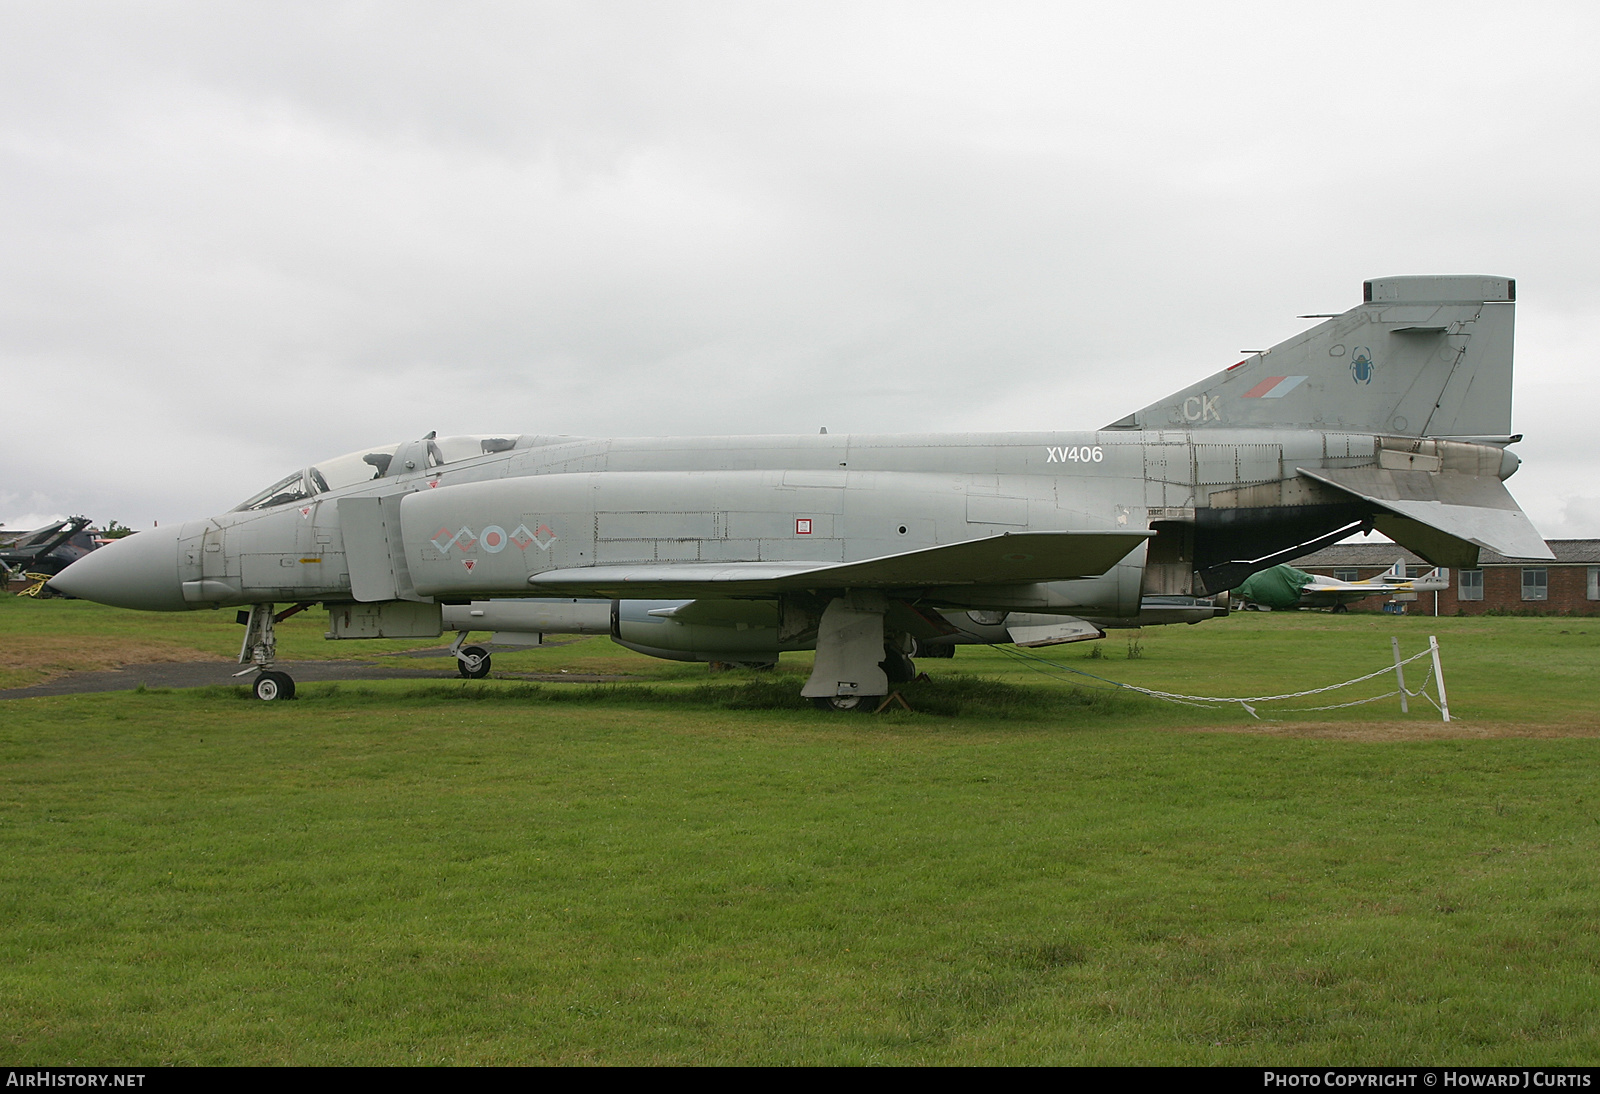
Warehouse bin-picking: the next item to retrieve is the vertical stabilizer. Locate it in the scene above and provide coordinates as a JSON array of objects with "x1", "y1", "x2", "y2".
[{"x1": 1106, "y1": 275, "x2": 1516, "y2": 438}]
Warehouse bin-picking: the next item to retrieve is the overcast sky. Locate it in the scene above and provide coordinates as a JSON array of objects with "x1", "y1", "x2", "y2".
[{"x1": 3, "y1": 1, "x2": 1597, "y2": 539}]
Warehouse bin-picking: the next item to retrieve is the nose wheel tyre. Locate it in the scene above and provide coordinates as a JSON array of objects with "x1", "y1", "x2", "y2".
[
  {"x1": 253, "y1": 670, "x2": 296, "y2": 701},
  {"x1": 457, "y1": 646, "x2": 492, "y2": 679}
]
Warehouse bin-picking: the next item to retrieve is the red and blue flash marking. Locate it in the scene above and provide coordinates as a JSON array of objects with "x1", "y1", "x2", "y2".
[{"x1": 1242, "y1": 375, "x2": 1308, "y2": 399}]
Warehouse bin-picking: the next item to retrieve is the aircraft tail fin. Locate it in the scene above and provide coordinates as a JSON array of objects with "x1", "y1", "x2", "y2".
[
  {"x1": 1352, "y1": 560, "x2": 1405, "y2": 585},
  {"x1": 1105, "y1": 275, "x2": 1517, "y2": 438}
]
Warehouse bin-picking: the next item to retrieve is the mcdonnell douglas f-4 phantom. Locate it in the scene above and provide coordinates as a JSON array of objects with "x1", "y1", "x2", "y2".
[{"x1": 50, "y1": 275, "x2": 1551, "y2": 707}]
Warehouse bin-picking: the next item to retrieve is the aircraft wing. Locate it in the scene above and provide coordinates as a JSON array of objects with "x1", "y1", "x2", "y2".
[
  {"x1": 1295, "y1": 467, "x2": 1554, "y2": 568},
  {"x1": 1301, "y1": 579, "x2": 1357, "y2": 593},
  {"x1": 1299, "y1": 584, "x2": 1392, "y2": 608},
  {"x1": 525, "y1": 530, "x2": 1152, "y2": 598},
  {"x1": 1301, "y1": 578, "x2": 1401, "y2": 596}
]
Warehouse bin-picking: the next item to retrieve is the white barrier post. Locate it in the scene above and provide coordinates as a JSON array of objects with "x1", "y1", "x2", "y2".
[
  {"x1": 1429, "y1": 635, "x2": 1450, "y2": 722},
  {"x1": 1392, "y1": 636, "x2": 1409, "y2": 714}
]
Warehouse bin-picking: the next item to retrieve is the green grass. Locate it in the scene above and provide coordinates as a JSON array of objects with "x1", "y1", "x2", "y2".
[
  {"x1": 0, "y1": 595, "x2": 457, "y2": 690},
  {"x1": 8, "y1": 594, "x2": 1598, "y2": 724},
  {"x1": 2, "y1": 597, "x2": 1599, "y2": 1063}
]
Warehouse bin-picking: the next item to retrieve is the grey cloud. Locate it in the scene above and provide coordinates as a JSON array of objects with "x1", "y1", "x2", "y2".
[{"x1": 3, "y1": 2, "x2": 1598, "y2": 531}]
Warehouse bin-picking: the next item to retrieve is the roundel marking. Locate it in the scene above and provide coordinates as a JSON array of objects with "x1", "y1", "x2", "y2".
[{"x1": 481, "y1": 525, "x2": 508, "y2": 554}]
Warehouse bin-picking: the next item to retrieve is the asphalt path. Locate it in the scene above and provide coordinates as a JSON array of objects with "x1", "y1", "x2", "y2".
[{"x1": 0, "y1": 643, "x2": 636, "y2": 699}]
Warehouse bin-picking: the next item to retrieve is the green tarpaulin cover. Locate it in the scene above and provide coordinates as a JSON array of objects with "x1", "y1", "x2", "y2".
[{"x1": 1235, "y1": 564, "x2": 1316, "y2": 609}]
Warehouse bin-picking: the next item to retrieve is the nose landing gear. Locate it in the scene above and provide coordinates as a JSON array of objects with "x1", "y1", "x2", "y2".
[{"x1": 235, "y1": 602, "x2": 312, "y2": 700}]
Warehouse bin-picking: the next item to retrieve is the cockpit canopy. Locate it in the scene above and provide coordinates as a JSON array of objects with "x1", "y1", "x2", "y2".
[{"x1": 232, "y1": 435, "x2": 524, "y2": 512}]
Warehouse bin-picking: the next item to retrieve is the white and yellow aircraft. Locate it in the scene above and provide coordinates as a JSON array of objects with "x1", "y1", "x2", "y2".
[{"x1": 1235, "y1": 560, "x2": 1448, "y2": 612}]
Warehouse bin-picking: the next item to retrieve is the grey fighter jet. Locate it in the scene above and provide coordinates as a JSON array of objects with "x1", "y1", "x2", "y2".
[{"x1": 50, "y1": 274, "x2": 1550, "y2": 707}]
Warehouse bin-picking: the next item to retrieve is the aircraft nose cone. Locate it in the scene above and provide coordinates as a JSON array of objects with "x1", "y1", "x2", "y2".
[{"x1": 47, "y1": 524, "x2": 188, "y2": 611}]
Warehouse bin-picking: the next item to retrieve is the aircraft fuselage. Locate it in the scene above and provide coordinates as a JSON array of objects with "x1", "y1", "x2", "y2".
[{"x1": 67, "y1": 427, "x2": 1515, "y2": 618}]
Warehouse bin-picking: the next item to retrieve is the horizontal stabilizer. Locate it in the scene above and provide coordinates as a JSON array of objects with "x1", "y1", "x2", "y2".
[
  {"x1": 526, "y1": 530, "x2": 1152, "y2": 598},
  {"x1": 1297, "y1": 467, "x2": 1553, "y2": 568}
]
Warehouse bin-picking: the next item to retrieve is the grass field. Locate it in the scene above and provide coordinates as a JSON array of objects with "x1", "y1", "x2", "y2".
[{"x1": 2, "y1": 596, "x2": 1598, "y2": 1064}]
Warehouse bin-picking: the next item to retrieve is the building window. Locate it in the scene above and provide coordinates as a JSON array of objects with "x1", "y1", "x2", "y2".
[
  {"x1": 1522, "y1": 568, "x2": 1548, "y2": 601},
  {"x1": 1460, "y1": 570, "x2": 1483, "y2": 601},
  {"x1": 1334, "y1": 568, "x2": 1359, "y2": 582},
  {"x1": 1589, "y1": 567, "x2": 1599, "y2": 601},
  {"x1": 1406, "y1": 566, "x2": 1425, "y2": 578}
]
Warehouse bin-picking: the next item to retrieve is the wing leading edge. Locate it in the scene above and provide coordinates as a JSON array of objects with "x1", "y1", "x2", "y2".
[{"x1": 524, "y1": 530, "x2": 1153, "y2": 599}]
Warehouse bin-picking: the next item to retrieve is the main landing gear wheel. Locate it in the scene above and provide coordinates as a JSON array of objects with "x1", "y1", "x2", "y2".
[
  {"x1": 812, "y1": 694, "x2": 881, "y2": 713},
  {"x1": 253, "y1": 670, "x2": 296, "y2": 701},
  {"x1": 457, "y1": 646, "x2": 492, "y2": 679},
  {"x1": 880, "y1": 649, "x2": 917, "y2": 684}
]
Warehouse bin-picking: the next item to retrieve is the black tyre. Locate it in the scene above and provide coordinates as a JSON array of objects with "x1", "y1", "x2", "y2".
[
  {"x1": 457, "y1": 646, "x2": 492, "y2": 679},
  {"x1": 811, "y1": 694, "x2": 881, "y2": 713},
  {"x1": 253, "y1": 670, "x2": 296, "y2": 701},
  {"x1": 880, "y1": 648, "x2": 917, "y2": 684}
]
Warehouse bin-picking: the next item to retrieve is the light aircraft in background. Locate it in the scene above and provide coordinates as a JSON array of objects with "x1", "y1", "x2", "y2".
[
  {"x1": 1, "y1": 516, "x2": 101, "y2": 593},
  {"x1": 1234, "y1": 560, "x2": 1448, "y2": 613},
  {"x1": 50, "y1": 274, "x2": 1551, "y2": 707}
]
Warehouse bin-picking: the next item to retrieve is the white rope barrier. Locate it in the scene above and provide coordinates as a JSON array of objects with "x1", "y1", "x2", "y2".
[{"x1": 986, "y1": 636, "x2": 1451, "y2": 721}]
